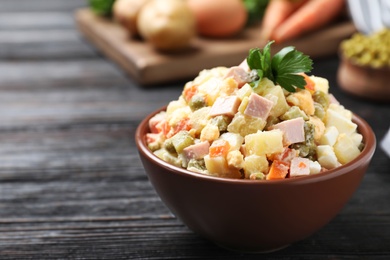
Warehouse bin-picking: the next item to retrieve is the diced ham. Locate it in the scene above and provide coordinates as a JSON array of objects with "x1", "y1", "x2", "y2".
[
  {"x1": 148, "y1": 112, "x2": 166, "y2": 133},
  {"x1": 290, "y1": 157, "x2": 311, "y2": 177},
  {"x1": 244, "y1": 93, "x2": 274, "y2": 120},
  {"x1": 209, "y1": 96, "x2": 241, "y2": 117},
  {"x1": 183, "y1": 141, "x2": 210, "y2": 160},
  {"x1": 239, "y1": 59, "x2": 250, "y2": 71},
  {"x1": 268, "y1": 147, "x2": 299, "y2": 165},
  {"x1": 271, "y1": 117, "x2": 305, "y2": 146},
  {"x1": 224, "y1": 66, "x2": 252, "y2": 88}
]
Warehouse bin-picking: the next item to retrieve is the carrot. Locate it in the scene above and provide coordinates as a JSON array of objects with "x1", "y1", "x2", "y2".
[
  {"x1": 166, "y1": 118, "x2": 191, "y2": 138},
  {"x1": 183, "y1": 84, "x2": 197, "y2": 102},
  {"x1": 301, "y1": 73, "x2": 315, "y2": 93},
  {"x1": 271, "y1": 0, "x2": 345, "y2": 43},
  {"x1": 209, "y1": 139, "x2": 231, "y2": 157},
  {"x1": 260, "y1": 0, "x2": 307, "y2": 40},
  {"x1": 266, "y1": 160, "x2": 289, "y2": 180}
]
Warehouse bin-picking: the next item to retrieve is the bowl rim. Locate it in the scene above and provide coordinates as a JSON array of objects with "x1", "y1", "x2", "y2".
[{"x1": 136, "y1": 106, "x2": 376, "y2": 185}]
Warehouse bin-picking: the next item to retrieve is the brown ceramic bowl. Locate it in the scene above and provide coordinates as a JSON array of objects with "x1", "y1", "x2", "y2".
[
  {"x1": 136, "y1": 106, "x2": 376, "y2": 253},
  {"x1": 337, "y1": 53, "x2": 390, "y2": 102}
]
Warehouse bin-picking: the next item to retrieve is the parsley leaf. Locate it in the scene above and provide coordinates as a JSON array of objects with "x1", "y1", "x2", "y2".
[{"x1": 246, "y1": 41, "x2": 313, "y2": 92}]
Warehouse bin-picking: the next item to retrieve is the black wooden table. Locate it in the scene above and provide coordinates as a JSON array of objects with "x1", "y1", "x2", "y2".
[{"x1": 1, "y1": 1, "x2": 389, "y2": 259}]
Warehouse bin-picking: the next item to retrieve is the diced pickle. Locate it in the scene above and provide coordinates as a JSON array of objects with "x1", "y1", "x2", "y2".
[
  {"x1": 187, "y1": 158, "x2": 207, "y2": 171},
  {"x1": 189, "y1": 95, "x2": 206, "y2": 111},
  {"x1": 291, "y1": 122, "x2": 317, "y2": 160},
  {"x1": 280, "y1": 106, "x2": 309, "y2": 121},
  {"x1": 210, "y1": 115, "x2": 231, "y2": 132},
  {"x1": 313, "y1": 91, "x2": 329, "y2": 109},
  {"x1": 170, "y1": 131, "x2": 194, "y2": 153},
  {"x1": 265, "y1": 115, "x2": 280, "y2": 129},
  {"x1": 163, "y1": 139, "x2": 176, "y2": 154},
  {"x1": 314, "y1": 102, "x2": 325, "y2": 120},
  {"x1": 249, "y1": 172, "x2": 265, "y2": 180}
]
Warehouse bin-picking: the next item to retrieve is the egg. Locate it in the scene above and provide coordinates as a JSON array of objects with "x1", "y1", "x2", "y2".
[{"x1": 187, "y1": 0, "x2": 247, "y2": 38}]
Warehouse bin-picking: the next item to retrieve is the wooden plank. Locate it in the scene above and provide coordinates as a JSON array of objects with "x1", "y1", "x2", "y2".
[{"x1": 75, "y1": 8, "x2": 356, "y2": 85}]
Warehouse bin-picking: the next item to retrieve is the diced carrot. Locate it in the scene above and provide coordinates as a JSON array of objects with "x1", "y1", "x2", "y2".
[
  {"x1": 149, "y1": 113, "x2": 166, "y2": 133},
  {"x1": 166, "y1": 118, "x2": 191, "y2": 138},
  {"x1": 183, "y1": 85, "x2": 198, "y2": 102},
  {"x1": 301, "y1": 73, "x2": 315, "y2": 93},
  {"x1": 260, "y1": 0, "x2": 307, "y2": 40},
  {"x1": 266, "y1": 160, "x2": 289, "y2": 180},
  {"x1": 298, "y1": 161, "x2": 307, "y2": 168},
  {"x1": 209, "y1": 139, "x2": 231, "y2": 158},
  {"x1": 271, "y1": 0, "x2": 345, "y2": 43},
  {"x1": 160, "y1": 121, "x2": 171, "y2": 137}
]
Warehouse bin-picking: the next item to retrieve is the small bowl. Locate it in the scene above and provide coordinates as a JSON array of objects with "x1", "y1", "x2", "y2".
[
  {"x1": 337, "y1": 54, "x2": 390, "y2": 102},
  {"x1": 136, "y1": 106, "x2": 376, "y2": 253}
]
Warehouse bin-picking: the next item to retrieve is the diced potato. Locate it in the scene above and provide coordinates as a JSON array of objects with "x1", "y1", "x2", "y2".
[
  {"x1": 219, "y1": 77, "x2": 238, "y2": 96},
  {"x1": 245, "y1": 129, "x2": 284, "y2": 156},
  {"x1": 227, "y1": 150, "x2": 244, "y2": 169},
  {"x1": 204, "y1": 155, "x2": 241, "y2": 178},
  {"x1": 168, "y1": 106, "x2": 192, "y2": 127},
  {"x1": 252, "y1": 77, "x2": 275, "y2": 95},
  {"x1": 204, "y1": 155, "x2": 230, "y2": 174},
  {"x1": 280, "y1": 106, "x2": 309, "y2": 121},
  {"x1": 316, "y1": 145, "x2": 340, "y2": 169},
  {"x1": 200, "y1": 123, "x2": 220, "y2": 142},
  {"x1": 263, "y1": 85, "x2": 290, "y2": 117},
  {"x1": 325, "y1": 109, "x2": 357, "y2": 135},
  {"x1": 166, "y1": 96, "x2": 187, "y2": 114},
  {"x1": 236, "y1": 83, "x2": 253, "y2": 100},
  {"x1": 319, "y1": 126, "x2": 339, "y2": 146},
  {"x1": 243, "y1": 154, "x2": 269, "y2": 178},
  {"x1": 219, "y1": 132, "x2": 244, "y2": 151},
  {"x1": 197, "y1": 77, "x2": 223, "y2": 105},
  {"x1": 310, "y1": 75, "x2": 329, "y2": 94},
  {"x1": 193, "y1": 67, "x2": 229, "y2": 86},
  {"x1": 334, "y1": 133, "x2": 361, "y2": 164},
  {"x1": 227, "y1": 113, "x2": 266, "y2": 137},
  {"x1": 189, "y1": 106, "x2": 210, "y2": 134},
  {"x1": 238, "y1": 96, "x2": 249, "y2": 114}
]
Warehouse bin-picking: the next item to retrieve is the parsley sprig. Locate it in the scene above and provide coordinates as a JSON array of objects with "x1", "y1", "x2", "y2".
[{"x1": 247, "y1": 41, "x2": 313, "y2": 92}]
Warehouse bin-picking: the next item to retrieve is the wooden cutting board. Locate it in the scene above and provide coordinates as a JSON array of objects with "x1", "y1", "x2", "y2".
[{"x1": 75, "y1": 8, "x2": 356, "y2": 86}]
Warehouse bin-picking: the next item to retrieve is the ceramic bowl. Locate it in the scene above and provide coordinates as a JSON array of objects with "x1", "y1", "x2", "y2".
[
  {"x1": 135, "y1": 106, "x2": 376, "y2": 253},
  {"x1": 337, "y1": 54, "x2": 390, "y2": 102}
]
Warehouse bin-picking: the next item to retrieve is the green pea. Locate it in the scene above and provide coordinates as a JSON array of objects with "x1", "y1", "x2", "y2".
[{"x1": 189, "y1": 95, "x2": 206, "y2": 111}]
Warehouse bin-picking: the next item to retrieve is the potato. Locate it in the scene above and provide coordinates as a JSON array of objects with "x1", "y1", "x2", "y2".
[
  {"x1": 244, "y1": 129, "x2": 284, "y2": 156},
  {"x1": 113, "y1": 0, "x2": 150, "y2": 37},
  {"x1": 243, "y1": 154, "x2": 269, "y2": 179},
  {"x1": 262, "y1": 85, "x2": 290, "y2": 118},
  {"x1": 137, "y1": 0, "x2": 196, "y2": 51}
]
